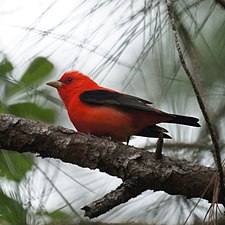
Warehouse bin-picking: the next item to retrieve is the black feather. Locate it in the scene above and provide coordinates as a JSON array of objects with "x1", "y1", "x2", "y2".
[
  {"x1": 80, "y1": 90, "x2": 167, "y2": 115},
  {"x1": 166, "y1": 114, "x2": 200, "y2": 127},
  {"x1": 136, "y1": 125, "x2": 172, "y2": 139},
  {"x1": 80, "y1": 90, "x2": 200, "y2": 128}
]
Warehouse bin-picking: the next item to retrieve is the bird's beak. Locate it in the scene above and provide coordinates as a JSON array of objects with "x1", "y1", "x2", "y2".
[{"x1": 46, "y1": 81, "x2": 63, "y2": 88}]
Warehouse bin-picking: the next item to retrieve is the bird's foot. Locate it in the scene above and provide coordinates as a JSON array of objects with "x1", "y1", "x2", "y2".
[{"x1": 101, "y1": 136, "x2": 112, "y2": 141}]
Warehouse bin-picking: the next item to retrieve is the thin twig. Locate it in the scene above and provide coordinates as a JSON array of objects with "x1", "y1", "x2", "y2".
[
  {"x1": 166, "y1": 0, "x2": 225, "y2": 205},
  {"x1": 183, "y1": 171, "x2": 218, "y2": 225}
]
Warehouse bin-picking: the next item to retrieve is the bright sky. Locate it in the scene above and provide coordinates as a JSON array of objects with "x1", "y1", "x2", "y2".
[{"x1": 0, "y1": 0, "x2": 142, "y2": 83}]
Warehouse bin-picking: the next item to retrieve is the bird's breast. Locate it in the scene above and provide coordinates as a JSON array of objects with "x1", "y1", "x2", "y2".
[{"x1": 67, "y1": 99, "x2": 135, "y2": 141}]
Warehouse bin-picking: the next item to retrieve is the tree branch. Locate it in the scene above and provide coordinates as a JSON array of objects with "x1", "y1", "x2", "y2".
[
  {"x1": 82, "y1": 178, "x2": 144, "y2": 218},
  {"x1": 0, "y1": 113, "x2": 222, "y2": 218}
]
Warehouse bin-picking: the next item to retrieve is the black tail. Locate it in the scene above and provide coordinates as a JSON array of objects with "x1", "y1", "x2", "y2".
[{"x1": 167, "y1": 114, "x2": 200, "y2": 127}]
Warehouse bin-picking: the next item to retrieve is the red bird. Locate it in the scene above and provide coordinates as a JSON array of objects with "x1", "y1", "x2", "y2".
[{"x1": 47, "y1": 71, "x2": 200, "y2": 142}]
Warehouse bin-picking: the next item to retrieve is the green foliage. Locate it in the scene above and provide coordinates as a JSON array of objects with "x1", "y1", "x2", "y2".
[
  {"x1": 0, "y1": 56, "x2": 60, "y2": 225},
  {"x1": 21, "y1": 57, "x2": 54, "y2": 84},
  {"x1": 45, "y1": 210, "x2": 75, "y2": 224},
  {"x1": 0, "y1": 58, "x2": 13, "y2": 77},
  {"x1": 8, "y1": 102, "x2": 55, "y2": 123},
  {"x1": 0, "y1": 152, "x2": 33, "y2": 182},
  {"x1": 0, "y1": 56, "x2": 56, "y2": 123},
  {"x1": 0, "y1": 189, "x2": 27, "y2": 225},
  {"x1": 0, "y1": 100, "x2": 4, "y2": 113},
  {"x1": 0, "y1": 188, "x2": 77, "y2": 225},
  {"x1": 6, "y1": 57, "x2": 54, "y2": 97}
]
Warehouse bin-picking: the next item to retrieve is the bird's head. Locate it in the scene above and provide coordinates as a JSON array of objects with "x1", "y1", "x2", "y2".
[{"x1": 46, "y1": 71, "x2": 98, "y2": 104}]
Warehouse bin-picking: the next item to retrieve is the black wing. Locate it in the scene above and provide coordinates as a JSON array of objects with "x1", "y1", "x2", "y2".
[
  {"x1": 80, "y1": 89, "x2": 167, "y2": 115},
  {"x1": 80, "y1": 90, "x2": 200, "y2": 127}
]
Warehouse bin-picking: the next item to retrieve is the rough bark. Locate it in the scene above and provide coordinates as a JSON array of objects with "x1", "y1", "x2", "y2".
[{"x1": 0, "y1": 113, "x2": 221, "y2": 218}]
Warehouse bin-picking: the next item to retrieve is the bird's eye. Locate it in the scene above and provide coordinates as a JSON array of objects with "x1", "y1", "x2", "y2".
[{"x1": 66, "y1": 77, "x2": 73, "y2": 83}]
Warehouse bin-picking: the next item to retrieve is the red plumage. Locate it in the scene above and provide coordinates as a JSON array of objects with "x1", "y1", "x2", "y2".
[{"x1": 47, "y1": 71, "x2": 200, "y2": 142}]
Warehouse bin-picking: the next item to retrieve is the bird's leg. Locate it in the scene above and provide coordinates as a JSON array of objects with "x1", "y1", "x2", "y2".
[
  {"x1": 155, "y1": 132, "x2": 164, "y2": 159},
  {"x1": 126, "y1": 136, "x2": 131, "y2": 145}
]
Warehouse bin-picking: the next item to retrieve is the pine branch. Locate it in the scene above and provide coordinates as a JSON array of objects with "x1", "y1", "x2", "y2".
[
  {"x1": 166, "y1": 0, "x2": 225, "y2": 206},
  {"x1": 0, "y1": 113, "x2": 223, "y2": 218}
]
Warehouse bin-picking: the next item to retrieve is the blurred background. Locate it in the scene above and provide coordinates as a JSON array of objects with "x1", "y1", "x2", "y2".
[{"x1": 0, "y1": 0, "x2": 225, "y2": 224}]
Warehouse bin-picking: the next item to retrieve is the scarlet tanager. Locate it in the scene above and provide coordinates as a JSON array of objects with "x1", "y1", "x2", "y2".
[{"x1": 47, "y1": 71, "x2": 200, "y2": 142}]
